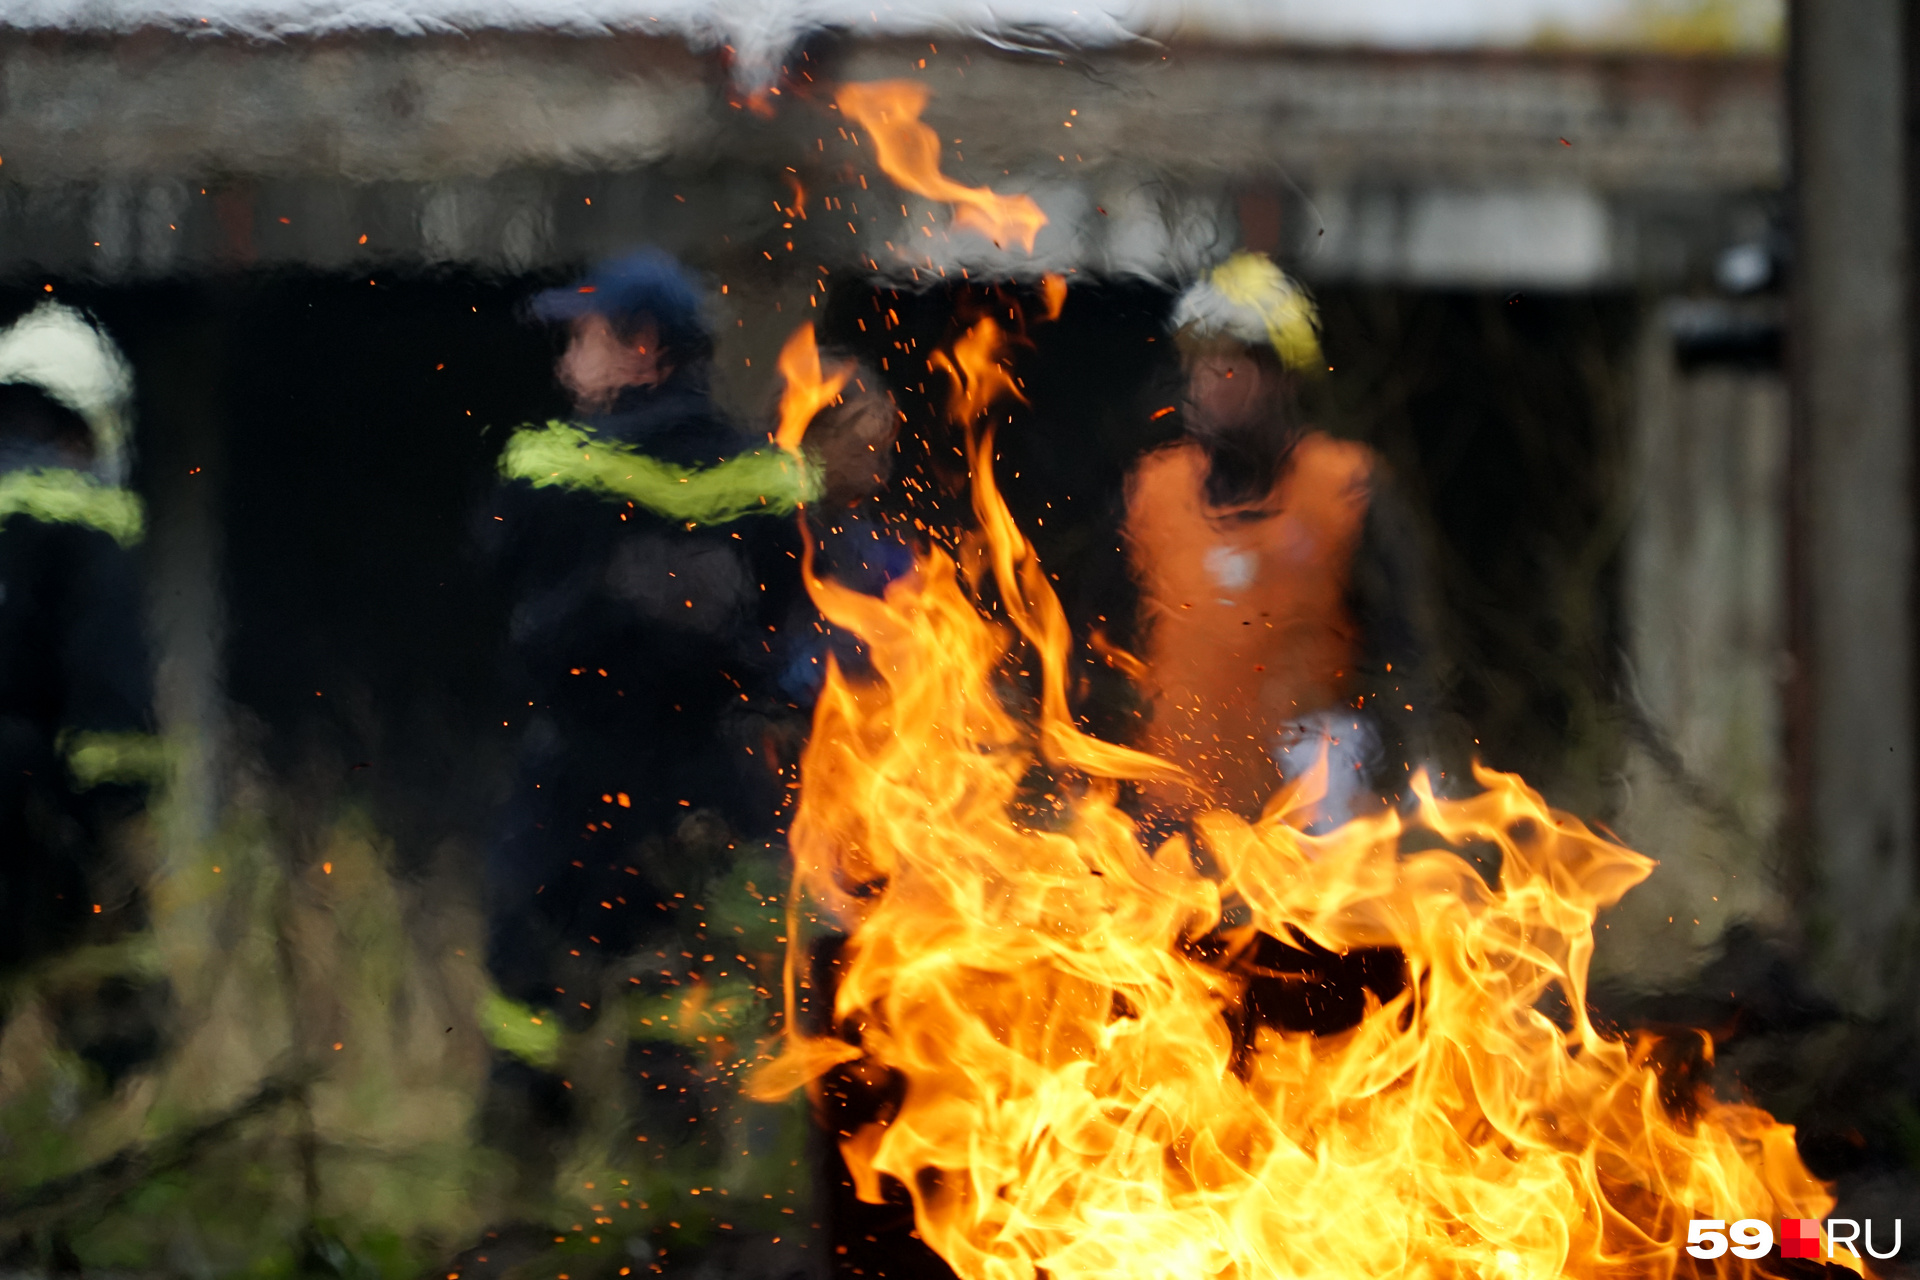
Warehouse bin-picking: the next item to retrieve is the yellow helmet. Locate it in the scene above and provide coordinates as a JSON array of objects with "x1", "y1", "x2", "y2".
[{"x1": 1170, "y1": 252, "x2": 1324, "y2": 373}]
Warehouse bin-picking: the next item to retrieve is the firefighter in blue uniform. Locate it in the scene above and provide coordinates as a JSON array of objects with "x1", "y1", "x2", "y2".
[
  {"x1": 479, "y1": 251, "x2": 895, "y2": 1197},
  {"x1": 484, "y1": 253, "x2": 806, "y2": 1025}
]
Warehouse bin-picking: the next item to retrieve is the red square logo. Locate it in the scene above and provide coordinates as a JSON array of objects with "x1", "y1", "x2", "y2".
[{"x1": 1780, "y1": 1219, "x2": 1821, "y2": 1259}]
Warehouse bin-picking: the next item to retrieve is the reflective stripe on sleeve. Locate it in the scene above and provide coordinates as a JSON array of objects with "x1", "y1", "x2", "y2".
[
  {"x1": 60, "y1": 729, "x2": 169, "y2": 789},
  {"x1": 499, "y1": 421, "x2": 820, "y2": 524},
  {"x1": 0, "y1": 468, "x2": 144, "y2": 547}
]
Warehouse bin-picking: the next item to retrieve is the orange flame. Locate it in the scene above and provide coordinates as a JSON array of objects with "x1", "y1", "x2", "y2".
[
  {"x1": 1038, "y1": 272, "x2": 1068, "y2": 321},
  {"x1": 774, "y1": 322, "x2": 851, "y2": 456},
  {"x1": 927, "y1": 316, "x2": 1024, "y2": 424},
  {"x1": 837, "y1": 80, "x2": 1048, "y2": 252},
  {"x1": 752, "y1": 316, "x2": 1855, "y2": 1280}
]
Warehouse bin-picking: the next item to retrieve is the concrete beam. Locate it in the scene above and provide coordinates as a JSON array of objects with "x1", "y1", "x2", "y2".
[{"x1": 0, "y1": 33, "x2": 1782, "y2": 289}]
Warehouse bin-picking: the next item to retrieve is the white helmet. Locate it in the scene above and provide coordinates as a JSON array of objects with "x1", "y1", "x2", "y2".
[{"x1": 0, "y1": 302, "x2": 135, "y2": 484}]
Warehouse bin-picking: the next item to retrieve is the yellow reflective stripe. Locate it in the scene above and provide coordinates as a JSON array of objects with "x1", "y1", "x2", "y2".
[
  {"x1": 499, "y1": 421, "x2": 820, "y2": 524},
  {"x1": 478, "y1": 989, "x2": 561, "y2": 1068},
  {"x1": 0, "y1": 468, "x2": 144, "y2": 547},
  {"x1": 60, "y1": 730, "x2": 169, "y2": 789}
]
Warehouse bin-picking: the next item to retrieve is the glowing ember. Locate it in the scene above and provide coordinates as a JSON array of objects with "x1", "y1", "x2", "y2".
[
  {"x1": 837, "y1": 80, "x2": 1049, "y2": 252},
  {"x1": 753, "y1": 304, "x2": 1855, "y2": 1280}
]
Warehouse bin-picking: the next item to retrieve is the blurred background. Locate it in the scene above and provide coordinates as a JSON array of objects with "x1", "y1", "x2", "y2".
[{"x1": 0, "y1": 0, "x2": 1915, "y2": 1275}]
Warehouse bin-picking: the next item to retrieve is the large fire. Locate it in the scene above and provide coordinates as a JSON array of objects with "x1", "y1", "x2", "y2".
[{"x1": 750, "y1": 302, "x2": 1855, "y2": 1280}]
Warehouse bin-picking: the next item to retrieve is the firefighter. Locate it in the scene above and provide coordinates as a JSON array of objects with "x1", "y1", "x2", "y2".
[
  {"x1": 479, "y1": 251, "x2": 895, "y2": 1200},
  {"x1": 1123, "y1": 252, "x2": 1435, "y2": 827},
  {"x1": 1113, "y1": 254, "x2": 1439, "y2": 1052},
  {"x1": 482, "y1": 250, "x2": 785, "y2": 1099},
  {"x1": 0, "y1": 303, "x2": 165, "y2": 1078}
]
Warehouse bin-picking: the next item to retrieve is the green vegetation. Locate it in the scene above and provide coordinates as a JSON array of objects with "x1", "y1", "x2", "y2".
[{"x1": 0, "y1": 776, "x2": 815, "y2": 1278}]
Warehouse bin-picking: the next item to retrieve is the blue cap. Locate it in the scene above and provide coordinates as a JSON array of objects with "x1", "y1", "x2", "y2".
[{"x1": 530, "y1": 248, "x2": 711, "y2": 359}]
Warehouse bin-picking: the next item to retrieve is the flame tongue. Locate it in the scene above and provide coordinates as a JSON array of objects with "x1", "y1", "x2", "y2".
[
  {"x1": 753, "y1": 315, "x2": 1853, "y2": 1280},
  {"x1": 774, "y1": 323, "x2": 851, "y2": 456},
  {"x1": 837, "y1": 80, "x2": 1048, "y2": 253}
]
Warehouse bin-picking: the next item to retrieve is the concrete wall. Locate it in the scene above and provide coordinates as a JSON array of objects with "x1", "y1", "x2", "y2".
[
  {"x1": 0, "y1": 33, "x2": 1780, "y2": 291},
  {"x1": 1608, "y1": 304, "x2": 1792, "y2": 987}
]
